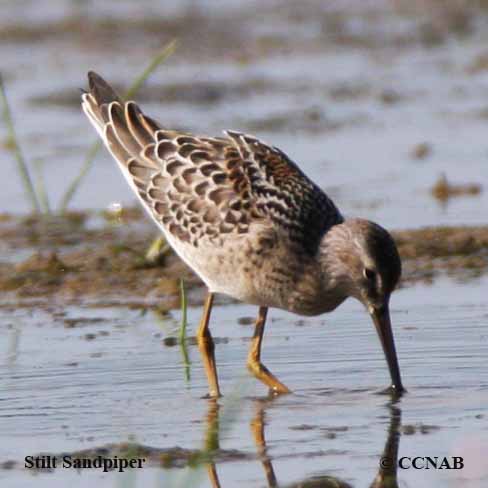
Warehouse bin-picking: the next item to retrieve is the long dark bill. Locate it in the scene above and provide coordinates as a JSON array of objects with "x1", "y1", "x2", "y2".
[{"x1": 371, "y1": 304, "x2": 404, "y2": 394}]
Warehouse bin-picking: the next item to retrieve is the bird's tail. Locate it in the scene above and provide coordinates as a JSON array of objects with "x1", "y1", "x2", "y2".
[{"x1": 81, "y1": 71, "x2": 163, "y2": 202}]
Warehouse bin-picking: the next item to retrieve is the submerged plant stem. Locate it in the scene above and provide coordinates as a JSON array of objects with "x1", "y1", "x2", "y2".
[
  {"x1": 179, "y1": 278, "x2": 188, "y2": 341},
  {"x1": 0, "y1": 73, "x2": 41, "y2": 213},
  {"x1": 179, "y1": 278, "x2": 191, "y2": 382}
]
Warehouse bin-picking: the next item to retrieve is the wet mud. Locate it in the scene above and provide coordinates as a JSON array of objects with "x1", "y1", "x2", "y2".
[{"x1": 1, "y1": 213, "x2": 487, "y2": 309}]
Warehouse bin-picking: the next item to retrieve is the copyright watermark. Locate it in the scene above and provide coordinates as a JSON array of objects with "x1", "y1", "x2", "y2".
[{"x1": 380, "y1": 456, "x2": 464, "y2": 470}]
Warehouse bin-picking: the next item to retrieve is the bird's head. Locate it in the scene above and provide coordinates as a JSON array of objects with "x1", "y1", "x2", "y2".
[{"x1": 320, "y1": 218, "x2": 404, "y2": 394}]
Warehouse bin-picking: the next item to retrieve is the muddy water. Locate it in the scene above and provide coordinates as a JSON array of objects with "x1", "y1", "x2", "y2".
[{"x1": 1, "y1": 1, "x2": 488, "y2": 487}]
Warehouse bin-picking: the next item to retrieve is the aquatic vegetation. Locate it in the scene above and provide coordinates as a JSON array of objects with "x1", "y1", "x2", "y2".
[
  {"x1": 0, "y1": 74, "x2": 41, "y2": 213},
  {"x1": 60, "y1": 39, "x2": 177, "y2": 211},
  {"x1": 179, "y1": 278, "x2": 191, "y2": 382},
  {"x1": 0, "y1": 41, "x2": 177, "y2": 215}
]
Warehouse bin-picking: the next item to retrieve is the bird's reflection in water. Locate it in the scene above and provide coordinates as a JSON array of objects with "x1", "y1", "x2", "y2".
[
  {"x1": 202, "y1": 399, "x2": 221, "y2": 488},
  {"x1": 369, "y1": 404, "x2": 401, "y2": 488},
  {"x1": 199, "y1": 397, "x2": 402, "y2": 488},
  {"x1": 251, "y1": 398, "x2": 278, "y2": 487}
]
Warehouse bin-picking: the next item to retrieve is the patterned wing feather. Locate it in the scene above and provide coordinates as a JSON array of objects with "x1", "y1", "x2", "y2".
[
  {"x1": 81, "y1": 72, "x2": 343, "y2": 257},
  {"x1": 225, "y1": 131, "x2": 343, "y2": 254}
]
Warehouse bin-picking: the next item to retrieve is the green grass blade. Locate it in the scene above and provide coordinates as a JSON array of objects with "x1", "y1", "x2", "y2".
[
  {"x1": 125, "y1": 39, "x2": 178, "y2": 100},
  {"x1": 179, "y1": 278, "x2": 191, "y2": 382},
  {"x1": 58, "y1": 140, "x2": 101, "y2": 211},
  {"x1": 32, "y1": 158, "x2": 51, "y2": 214},
  {"x1": 179, "y1": 278, "x2": 188, "y2": 341},
  {"x1": 0, "y1": 73, "x2": 41, "y2": 213},
  {"x1": 180, "y1": 341, "x2": 191, "y2": 383},
  {"x1": 145, "y1": 235, "x2": 170, "y2": 265},
  {"x1": 59, "y1": 39, "x2": 178, "y2": 212}
]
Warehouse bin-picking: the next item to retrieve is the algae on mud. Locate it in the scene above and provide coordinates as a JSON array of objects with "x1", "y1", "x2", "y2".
[
  {"x1": 430, "y1": 173, "x2": 483, "y2": 202},
  {"x1": 0, "y1": 213, "x2": 487, "y2": 309}
]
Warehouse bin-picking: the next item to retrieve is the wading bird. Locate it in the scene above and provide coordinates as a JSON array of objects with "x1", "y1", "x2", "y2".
[{"x1": 82, "y1": 72, "x2": 404, "y2": 398}]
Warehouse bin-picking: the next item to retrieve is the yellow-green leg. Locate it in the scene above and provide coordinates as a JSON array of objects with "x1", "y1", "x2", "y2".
[
  {"x1": 247, "y1": 307, "x2": 291, "y2": 395},
  {"x1": 197, "y1": 292, "x2": 221, "y2": 398}
]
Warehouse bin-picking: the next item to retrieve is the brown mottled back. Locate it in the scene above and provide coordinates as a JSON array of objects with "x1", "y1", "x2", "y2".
[{"x1": 82, "y1": 72, "x2": 343, "y2": 254}]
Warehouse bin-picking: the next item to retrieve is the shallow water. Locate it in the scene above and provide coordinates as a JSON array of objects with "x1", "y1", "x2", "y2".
[
  {"x1": 1, "y1": 1, "x2": 488, "y2": 487},
  {"x1": 1, "y1": 277, "x2": 488, "y2": 487}
]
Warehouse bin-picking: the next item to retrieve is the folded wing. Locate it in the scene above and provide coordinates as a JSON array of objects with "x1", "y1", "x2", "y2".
[{"x1": 81, "y1": 72, "x2": 343, "y2": 255}]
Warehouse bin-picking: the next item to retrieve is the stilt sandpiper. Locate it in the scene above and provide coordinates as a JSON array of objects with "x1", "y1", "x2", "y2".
[{"x1": 82, "y1": 72, "x2": 404, "y2": 398}]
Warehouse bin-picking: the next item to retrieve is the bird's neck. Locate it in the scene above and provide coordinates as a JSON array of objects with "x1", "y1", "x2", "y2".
[{"x1": 317, "y1": 223, "x2": 358, "y2": 301}]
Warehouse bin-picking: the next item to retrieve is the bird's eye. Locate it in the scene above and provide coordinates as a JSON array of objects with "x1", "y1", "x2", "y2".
[{"x1": 363, "y1": 268, "x2": 376, "y2": 281}]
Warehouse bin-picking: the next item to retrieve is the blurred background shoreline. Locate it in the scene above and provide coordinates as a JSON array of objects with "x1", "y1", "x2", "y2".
[{"x1": 1, "y1": 0, "x2": 487, "y2": 227}]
